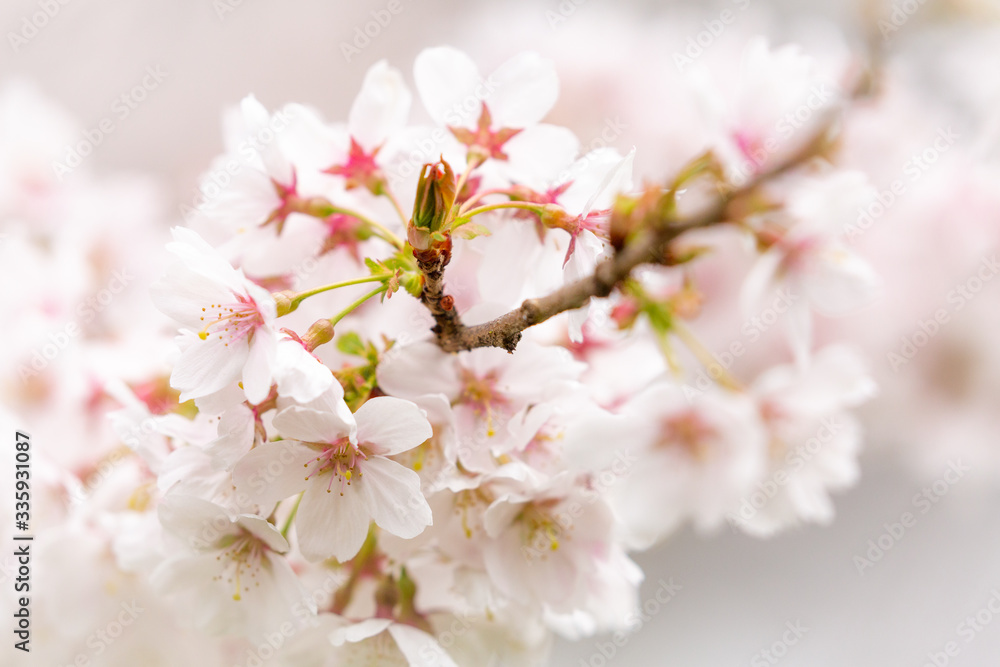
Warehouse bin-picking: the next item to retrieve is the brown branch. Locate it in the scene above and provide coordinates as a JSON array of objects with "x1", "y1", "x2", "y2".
[
  {"x1": 435, "y1": 203, "x2": 726, "y2": 353},
  {"x1": 412, "y1": 237, "x2": 465, "y2": 341},
  {"x1": 418, "y1": 100, "x2": 851, "y2": 354}
]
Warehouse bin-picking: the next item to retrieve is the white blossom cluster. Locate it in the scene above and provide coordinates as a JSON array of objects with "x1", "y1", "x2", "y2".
[{"x1": 19, "y1": 34, "x2": 987, "y2": 664}]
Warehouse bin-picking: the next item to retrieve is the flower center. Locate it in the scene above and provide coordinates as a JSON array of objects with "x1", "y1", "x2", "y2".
[
  {"x1": 457, "y1": 368, "x2": 507, "y2": 437},
  {"x1": 659, "y1": 411, "x2": 717, "y2": 460},
  {"x1": 340, "y1": 632, "x2": 407, "y2": 665},
  {"x1": 518, "y1": 502, "x2": 564, "y2": 560},
  {"x1": 198, "y1": 293, "x2": 264, "y2": 346},
  {"x1": 213, "y1": 533, "x2": 265, "y2": 601},
  {"x1": 452, "y1": 488, "x2": 493, "y2": 539},
  {"x1": 777, "y1": 234, "x2": 821, "y2": 273},
  {"x1": 304, "y1": 438, "x2": 368, "y2": 495}
]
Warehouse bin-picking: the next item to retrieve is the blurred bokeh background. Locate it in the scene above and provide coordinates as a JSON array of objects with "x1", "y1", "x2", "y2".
[{"x1": 3, "y1": 0, "x2": 1000, "y2": 664}]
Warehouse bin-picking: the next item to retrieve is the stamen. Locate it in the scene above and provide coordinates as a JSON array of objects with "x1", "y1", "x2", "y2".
[
  {"x1": 196, "y1": 296, "x2": 264, "y2": 345},
  {"x1": 303, "y1": 438, "x2": 367, "y2": 496}
]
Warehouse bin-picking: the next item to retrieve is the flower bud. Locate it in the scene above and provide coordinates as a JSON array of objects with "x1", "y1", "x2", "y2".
[
  {"x1": 538, "y1": 203, "x2": 578, "y2": 234},
  {"x1": 301, "y1": 319, "x2": 336, "y2": 352},
  {"x1": 273, "y1": 290, "x2": 296, "y2": 317},
  {"x1": 374, "y1": 575, "x2": 399, "y2": 616},
  {"x1": 410, "y1": 159, "x2": 457, "y2": 238}
]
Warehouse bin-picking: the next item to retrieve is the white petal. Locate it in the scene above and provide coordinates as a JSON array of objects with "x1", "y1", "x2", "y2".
[
  {"x1": 330, "y1": 618, "x2": 393, "y2": 646},
  {"x1": 151, "y1": 263, "x2": 233, "y2": 329},
  {"x1": 272, "y1": 404, "x2": 352, "y2": 444},
  {"x1": 296, "y1": 481, "x2": 371, "y2": 562},
  {"x1": 350, "y1": 60, "x2": 411, "y2": 149},
  {"x1": 236, "y1": 514, "x2": 289, "y2": 553},
  {"x1": 376, "y1": 341, "x2": 461, "y2": 401},
  {"x1": 172, "y1": 333, "x2": 249, "y2": 402},
  {"x1": 803, "y1": 245, "x2": 882, "y2": 316},
  {"x1": 232, "y1": 441, "x2": 315, "y2": 506},
  {"x1": 359, "y1": 456, "x2": 432, "y2": 539},
  {"x1": 388, "y1": 624, "x2": 459, "y2": 667},
  {"x1": 503, "y1": 124, "x2": 580, "y2": 184},
  {"x1": 151, "y1": 552, "x2": 221, "y2": 593},
  {"x1": 740, "y1": 245, "x2": 785, "y2": 315},
  {"x1": 580, "y1": 148, "x2": 634, "y2": 217},
  {"x1": 355, "y1": 397, "x2": 432, "y2": 455},
  {"x1": 488, "y1": 52, "x2": 559, "y2": 127},
  {"x1": 556, "y1": 148, "x2": 629, "y2": 214},
  {"x1": 206, "y1": 404, "x2": 256, "y2": 470},
  {"x1": 414, "y1": 46, "x2": 482, "y2": 126},
  {"x1": 158, "y1": 494, "x2": 235, "y2": 547},
  {"x1": 274, "y1": 337, "x2": 334, "y2": 404},
  {"x1": 242, "y1": 95, "x2": 293, "y2": 184},
  {"x1": 786, "y1": 300, "x2": 813, "y2": 368},
  {"x1": 242, "y1": 329, "x2": 277, "y2": 404}
]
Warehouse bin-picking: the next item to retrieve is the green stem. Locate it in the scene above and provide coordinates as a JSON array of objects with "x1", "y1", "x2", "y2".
[
  {"x1": 458, "y1": 187, "x2": 517, "y2": 216},
  {"x1": 671, "y1": 320, "x2": 744, "y2": 391},
  {"x1": 453, "y1": 201, "x2": 547, "y2": 227},
  {"x1": 289, "y1": 274, "x2": 390, "y2": 310},
  {"x1": 453, "y1": 163, "x2": 475, "y2": 204},
  {"x1": 329, "y1": 285, "x2": 389, "y2": 328},
  {"x1": 280, "y1": 492, "x2": 303, "y2": 539},
  {"x1": 329, "y1": 206, "x2": 405, "y2": 250},
  {"x1": 655, "y1": 329, "x2": 683, "y2": 378},
  {"x1": 384, "y1": 188, "x2": 410, "y2": 225},
  {"x1": 302, "y1": 197, "x2": 404, "y2": 250}
]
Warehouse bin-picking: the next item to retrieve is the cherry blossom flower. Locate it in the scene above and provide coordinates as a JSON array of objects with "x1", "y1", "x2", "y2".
[
  {"x1": 593, "y1": 382, "x2": 769, "y2": 549},
  {"x1": 481, "y1": 469, "x2": 634, "y2": 619},
  {"x1": 376, "y1": 340, "x2": 584, "y2": 471},
  {"x1": 413, "y1": 46, "x2": 579, "y2": 182},
  {"x1": 741, "y1": 170, "x2": 882, "y2": 363},
  {"x1": 692, "y1": 37, "x2": 845, "y2": 184},
  {"x1": 152, "y1": 227, "x2": 281, "y2": 403},
  {"x1": 733, "y1": 345, "x2": 876, "y2": 536},
  {"x1": 323, "y1": 60, "x2": 412, "y2": 197},
  {"x1": 151, "y1": 493, "x2": 310, "y2": 637},
  {"x1": 233, "y1": 392, "x2": 433, "y2": 561},
  {"x1": 475, "y1": 147, "x2": 635, "y2": 340},
  {"x1": 16, "y1": 34, "x2": 968, "y2": 665},
  {"x1": 274, "y1": 614, "x2": 458, "y2": 667}
]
